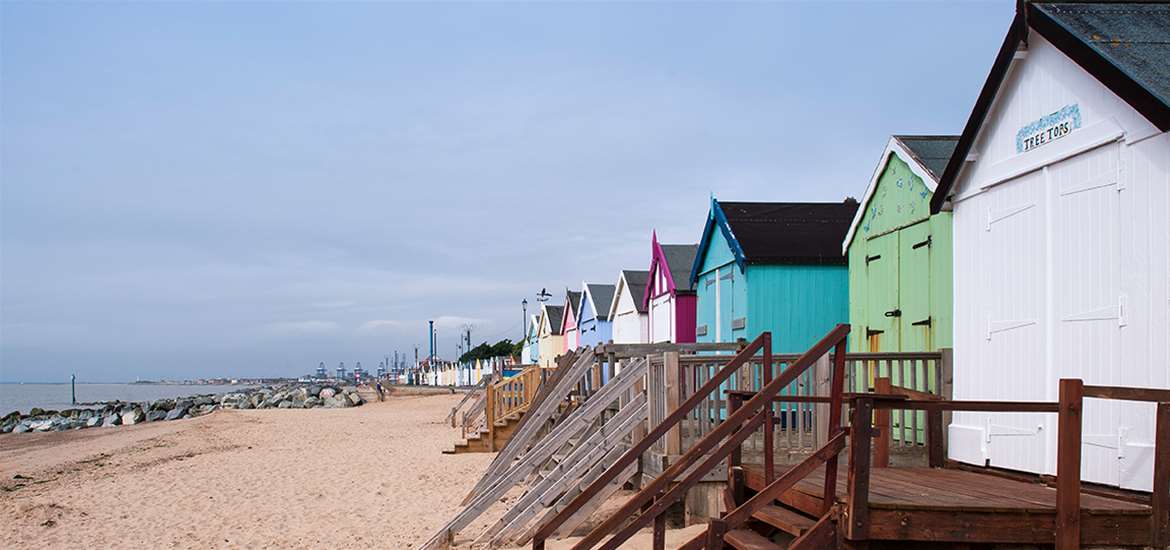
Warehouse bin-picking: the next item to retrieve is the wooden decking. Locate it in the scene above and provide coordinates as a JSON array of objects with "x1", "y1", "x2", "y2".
[{"x1": 744, "y1": 464, "x2": 1154, "y2": 546}]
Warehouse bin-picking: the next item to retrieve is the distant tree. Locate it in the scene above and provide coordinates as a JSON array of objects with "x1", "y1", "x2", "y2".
[{"x1": 458, "y1": 339, "x2": 517, "y2": 363}]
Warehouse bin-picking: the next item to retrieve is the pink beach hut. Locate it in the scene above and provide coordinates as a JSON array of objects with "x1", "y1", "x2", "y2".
[{"x1": 643, "y1": 232, "x2": 699, "y2": 343}]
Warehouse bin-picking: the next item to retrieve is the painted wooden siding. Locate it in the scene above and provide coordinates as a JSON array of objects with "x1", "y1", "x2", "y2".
[
  {"x1": 649, "y1": 294, "x2": 674, "y2": 343},
  {"x1": 847, "y1": 153, "x2": 954, "y2": 354},
  {"x1": 948, "y1": 31, "x2": 1170, "y2": 491},
  {"x1": 696, "y1": 264, "x2": 747, "y2": 344},
  {"x1": 611, "y1": 279, "x2": 647, "y2": 344},
  {"x1": 745, "y1": 265, "x2": 849, "y2": 354},
  {"x1": 577, "y1": 295, "x2": 613, "y2": 349}
]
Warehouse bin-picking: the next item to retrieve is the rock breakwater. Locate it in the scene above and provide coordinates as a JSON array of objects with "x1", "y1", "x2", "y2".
[{"x1": 1, "y1": 383, "x2": 365, "y2": 434}]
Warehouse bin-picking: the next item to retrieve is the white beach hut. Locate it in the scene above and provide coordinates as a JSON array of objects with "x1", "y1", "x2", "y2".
[
  {"x1": 930, "y1": 2, "x2": 1170, "y2": 491},
  {"x1": 607, "y1": 269, "x2": 650, "y2": 345}
]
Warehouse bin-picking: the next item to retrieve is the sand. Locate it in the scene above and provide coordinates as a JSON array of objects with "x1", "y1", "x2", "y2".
[
  {"x1": 1, "y1": 392, "x2": 704, "y2": 549},
  {"x1": 0, "y1": 393, "x2": 496, "y2": 548}
]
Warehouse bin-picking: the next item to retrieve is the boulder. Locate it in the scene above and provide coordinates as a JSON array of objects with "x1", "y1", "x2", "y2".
[
  {"x1": 146, "y1": 410, "x2": 167, "y2": 422},
  {"x1": 307, "y1": 385, "x2": 321, "y2": 398},
  {"x1": 318, "y1": 388, "x2": 336, "y2": 399},
  {"x1": 86, "y1": 416, "x2": 102, "y2": 428},
  {"x1": 14, "y1": 422, "x2": 31, "y2": 434},
  {"x1": 102, "y1": 414, "x2": 120, "y2": 427},
  {"x1": 165, "y1": 406, "x2": 188, "y2": 421},
  {"x1": 346, "y1": 392, "x2": 362, "y2": 406},
  {"x1": 150, "y1": 399, "x2": 175, "y2": 412},
  {"x1": 28, "y1": 407, "x2": 46, "y2": 417},
  {"x1": 304, "y1": 397, "x2": 321, "y2": 408},
  {"x1": 32, "y1": 419, "x2": 54, "y2": 432},
  {"x1": 121, "y1": 407, "x2": 144, "y2": 425},
  {"x1": 277, "y1": 400, "x2": 293, "y2": 409}
]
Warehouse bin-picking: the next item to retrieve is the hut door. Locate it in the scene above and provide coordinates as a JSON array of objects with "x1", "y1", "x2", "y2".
[
  {"x1": 898, "y1": 222, "x2": 933, "y2": 352},
  {"x1": 865, "y1": 231, "x2": 899, "y2": 356},
  {"x1": 1051, "y1": 142, "x2": 1125, "y2": 488}
]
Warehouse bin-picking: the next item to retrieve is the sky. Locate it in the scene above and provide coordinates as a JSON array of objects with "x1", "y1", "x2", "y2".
[{"x1": 1, "y1": 1, "x2": 1014, "y2": 383}]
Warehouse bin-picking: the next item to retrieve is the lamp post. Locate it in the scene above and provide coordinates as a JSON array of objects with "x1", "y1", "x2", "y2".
[{"x1": 522, "y1": 298, "x2": 528, "y2": 344}]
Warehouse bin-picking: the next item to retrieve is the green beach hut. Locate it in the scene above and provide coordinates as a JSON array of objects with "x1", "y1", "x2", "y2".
[{"x1": 842, "y1": 135, "x2": 958, "y2": 354}]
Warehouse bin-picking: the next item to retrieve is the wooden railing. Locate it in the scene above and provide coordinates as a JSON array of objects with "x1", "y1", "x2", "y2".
[
  {"x1": 644, "y1": 349, "x2": 949, "y2": 461},
  {"x1": 482, "y1": 364, "x2": 554, "y2": 451},
  {"x1": 1059, "y1": 381, "x2": 1170, "y2": 549},
  {"x1": 532, "y1": 325, "x2": 852, "y2": 550},
  {"x1": 840, "y1": 381, "x2": 1170, "y2": 549}
]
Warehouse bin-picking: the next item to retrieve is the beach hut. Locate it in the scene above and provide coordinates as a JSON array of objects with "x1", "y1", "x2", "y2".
[
  {"x1": 843, "y1": 135, "x2": 958, "y2": 353},
  {"x1": 929, "y1": 1, "x2": 1170, "y2": 491},
  {"x1": 576, "y1": 283, "x2": 615, "y2": 350},
  {"x1": 690, "y1": 199, "x2": 856, "y2": 353},
  {"x1": 644, "y1": 233, "x2": 699, "y2": 343},
  {"x1": 607, "y1": 270, "x2": 650, "y2": 345},
  {"x1": 560, "y1": 290, "x2": 582, "y2": 353},
  {"x1": 537, "y1": 304, "x2": 565, "y2": 367},
  {"x1": 521, "y1": 314, "x2": 540, "y2": 365}
]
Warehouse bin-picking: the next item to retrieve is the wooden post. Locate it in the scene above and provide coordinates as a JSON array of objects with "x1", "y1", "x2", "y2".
[
  {"x1": 846, "y1": 397, "x2": 873, "y2": 541},
  {"x1": 927, "y1": 408, "x2": 945, "y2": 468},
  {"x1": 873, "y1": 377, "x2": 891, "y2": 468},
  {"x1": 1055, "y1": 378, "x2": 1083, "y2": 550},
  {"x1": 652, "y1": 509, "x2": 666, "y2": 550},
  {"x1": 1152, "y1": 402, "x2": 1169, "y2": 547},
  {"x1": 823, "y1": 338, "x2": 848, "y2": 515},
  {"x1": 940, "y1": 347, "x2": 954, "y2": 456},
  {"x1": 815, "y1": 354, "x2": 831, "y2": 448},
  {"x1": 728, "y1": 391, "x2": 746, "y2": 507},
  {"x1": 664, "y1": 352, "x2": 682, "y2": 456},
  {"x1": 705, "y1": 518, "x2": 727, "y2": 548},
  {"x1": 763, "y1": 332, "x2": 774, "y2": 485},
  {"x1": 485, "y1": 382, "x2": 497, "y2": 452}
]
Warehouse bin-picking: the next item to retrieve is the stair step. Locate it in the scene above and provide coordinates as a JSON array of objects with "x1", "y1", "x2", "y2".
[
  {"x1": 724, "y1": 528, "x2": 780, "y2": 550},
  {"x1": 751, "y1": 504, "x2": 816, "y2": 536}
]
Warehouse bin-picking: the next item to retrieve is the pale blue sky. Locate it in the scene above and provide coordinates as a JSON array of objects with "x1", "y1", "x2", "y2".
[{"x1": 1, "y1": 1, "x2": 1013, "y2": 382}]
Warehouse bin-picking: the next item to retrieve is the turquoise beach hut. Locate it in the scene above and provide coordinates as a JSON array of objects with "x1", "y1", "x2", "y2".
[{"x1": 690, "y1": 198, "x2": 858, "y2": 354}]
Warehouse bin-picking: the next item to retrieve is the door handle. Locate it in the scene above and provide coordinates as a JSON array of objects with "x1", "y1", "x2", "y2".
[{"x1": 884, "y1": 309, "x2": 902, "y2": 318}]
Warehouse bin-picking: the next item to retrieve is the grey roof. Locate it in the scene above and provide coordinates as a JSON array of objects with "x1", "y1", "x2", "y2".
[
  {"x1": 661, "y1": 244, "x2": 699, "y2": 292},
  {"x1": 1036, "y1": 2, "x2": 1170, "y2": 110},
  {"x1": 621, "y1": 270, "x2": 650, "y2": 314},
  {"x1": 893, "y1": 135, "x2": 960, "y2": 181},
  {"x1": 585, "y1": 283, "x2": 617, "y2": 321},
  {"x1": 566, "y1": 291, "x2": 582, "y2": 318},
  {"x1": 544, "y1": 305, "x2": 565, "y2": 335}
]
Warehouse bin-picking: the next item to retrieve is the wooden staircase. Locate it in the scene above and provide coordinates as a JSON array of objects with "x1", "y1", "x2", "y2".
[
  {"x1": 530, "y1": 325, "x2": 852, "y2": 550},
  {"x1": 444, "y1": 409, "x2": 524, "y2": 454}
]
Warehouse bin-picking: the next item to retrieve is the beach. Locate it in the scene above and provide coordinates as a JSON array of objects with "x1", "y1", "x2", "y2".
[{"x1": 0, "y1": 392, "x2": 500, "y2": 548}]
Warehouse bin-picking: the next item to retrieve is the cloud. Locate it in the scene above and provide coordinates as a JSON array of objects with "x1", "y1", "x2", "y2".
[
  {"x1": 260, "y1": 320, "x2": 341, "y2": 335},
  {"x1": 357, "y1": 319, "x2": 407, "y2": 333}
]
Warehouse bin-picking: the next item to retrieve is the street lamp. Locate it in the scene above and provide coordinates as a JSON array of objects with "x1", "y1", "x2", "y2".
[{"x1": 522, "y1": 298, "x2": 528, "y2": 344}]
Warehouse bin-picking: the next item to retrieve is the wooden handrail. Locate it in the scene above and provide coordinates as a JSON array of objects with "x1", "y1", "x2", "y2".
[
  {"x1": 596, "y1": 410, "x2": 769, "y2": 550},
  {"x1": 541, "y1": 324, "x2": 851, "y2": 550},
  {"x1": 722, "y1": 432, "x2": 847, "y2": 527},
  {"x1": 530, "y1": 335, "x2": 768, "y2": 549},
  {"x1": 1083, "y1": 384, "x2": 1170, "y2": 403}
]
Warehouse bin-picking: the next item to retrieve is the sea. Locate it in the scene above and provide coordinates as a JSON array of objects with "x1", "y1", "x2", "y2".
[{"x1": 0, "y1": 383, "x2": 258, "y2": 415}]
